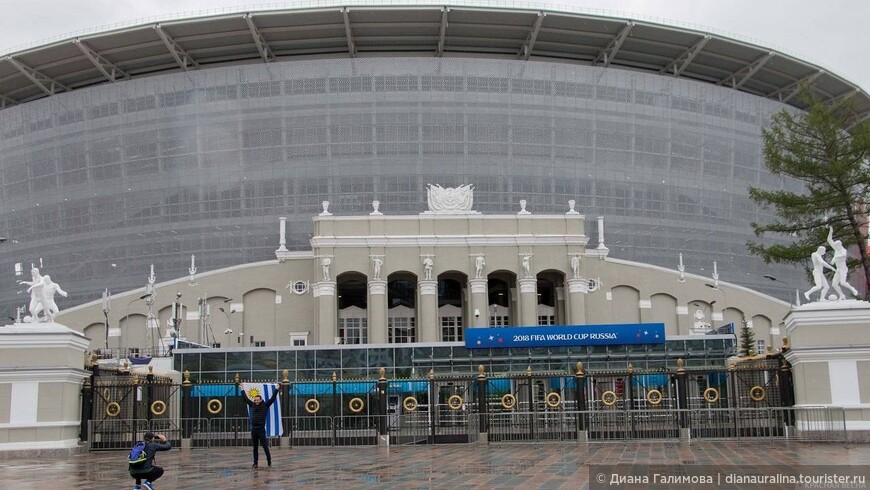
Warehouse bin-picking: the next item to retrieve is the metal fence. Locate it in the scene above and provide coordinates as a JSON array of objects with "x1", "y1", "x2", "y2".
[
  {"x1": 94, "y1": 406, "x2": 844, "y2": 450},
  {"x1": 86, "y1": 357, "x2": 851, "y2": 449}
]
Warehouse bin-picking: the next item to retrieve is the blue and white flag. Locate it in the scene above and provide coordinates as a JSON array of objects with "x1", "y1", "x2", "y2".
[{"x1": 241, "y1": 383, "x2": 283, "y2": 437}]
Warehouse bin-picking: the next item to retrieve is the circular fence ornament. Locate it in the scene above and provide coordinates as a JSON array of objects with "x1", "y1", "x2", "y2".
[
  {"x1": 703, "y1": 387, "x2": 720, "y2": 404},
  {"x1": 749, "y1": 385, "x2": 766, "y2": 402},
  {"x1": 601, "y1": 390, "x2": 617, "y2": 406},
  {"x1": 304, "y1": 398, "x2": 320, "y2": 414},
  {"x1": 150, "y1": 400, "x2": 167, "y2": 416},
  {"x1": 206, "y1": 399, "x2": 223, "y2": 415},
  {"x1": 348, "y1": 397, "x2": 365, "y2": 413},
  {"x1": 545, "y1": 392, "x2": 562, "y2": 408},
  {"x1": 403, "y1": 396, "x2": 418, "y2": 412},
  {"x1": 447, "y1": 394, "x2": 463, "y2": 410},
  {"x1": 645, "y1": 389, "x2": 663, "y2": 406},
  {"x1": 105, "y1": 402, "x2": 121, "y2": 417},
  {"x1": 501, "y1": 393, "x2": 517, "y2": 410}
]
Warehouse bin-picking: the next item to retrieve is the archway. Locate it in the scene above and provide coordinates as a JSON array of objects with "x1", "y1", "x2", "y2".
[
  {"x1": 388, "y1": 272, "x2": 417, "y2": 343},
  {"x1": 337, "y1": 272, "x2": 367, "y2": 344},
  {"x1": 437, "y1": 271, "x2": 467, "y2": 341}
]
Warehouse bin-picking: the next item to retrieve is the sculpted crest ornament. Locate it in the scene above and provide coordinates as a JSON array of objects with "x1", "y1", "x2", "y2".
[{"x1": 424, "y1": 184, "x2": 479, "y2": 214}]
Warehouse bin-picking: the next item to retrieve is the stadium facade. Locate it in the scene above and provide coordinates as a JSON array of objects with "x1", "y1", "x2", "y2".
[{"x1": 1, "y1": 4, "x2": 868, "y2": 320}]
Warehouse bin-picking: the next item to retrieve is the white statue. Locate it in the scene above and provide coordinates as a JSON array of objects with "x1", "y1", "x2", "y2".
[
  {"x1": 370, "y1": 200, "x2": 382, "y2": 216},
  {"x1": 18, "y1": 267, "x2": 44, "y2": 320},
  {"x1": 827, "y1": 227, "x2": 859, "y2": 300},
  {"x1": 521, "y1": 254, "x2": 532, "y2": 278},
  {"x1": 566, "y1": 199, "x2": 579, "y2": 215},
  {"x1": 804, "y1": 246, "x2": 834, "y2": 302},
  {"x1": 677, "y1": 253, "x2": 685, "y2": 283},
  {"x1": 424, "y1": 184, "x2": 477, "y2": 214},
  {"x1": 372, "y1": 256, "x2": 383, "y2": 280},
  {"x1": 692, "y1": 308, "x2": 710, "y2": 332},
  {"x1": 39, "y1": 275, "x2": 67, "y2": 322},
  {"x1": 570, "y1": 255, "x2": 581, "y2": 279},
  {"x1": 321, "y1": 257, "x2": 332, "y2": 281},
  {"x1": 517, "y1": 199, "x2": 531, "y2": 215},
  {"x1": 320, "y1": 201, "x2": 332, "y2": 216},
  {"x1": 18, "y1": 268, "x2": 67, "y2": 322},
  {"x1": 423, "y1": 256, "x2": 434, "y2": 281},
  {"x1": 474, "y1": 255, "x2": 486, "y2": 279}
]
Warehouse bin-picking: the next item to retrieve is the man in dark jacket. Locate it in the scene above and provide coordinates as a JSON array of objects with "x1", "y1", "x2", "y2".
[
  {"x1": 240, "y1": 383, "x2": 280, "y2": 468},
  {"x1": 129, "y1": 432, "x2": 171, "y2": 490}
]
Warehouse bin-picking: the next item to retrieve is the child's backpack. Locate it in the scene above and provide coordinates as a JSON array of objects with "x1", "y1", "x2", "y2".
[{"x1": 128, "y1": 441, "x2": 148, "y2": 467}]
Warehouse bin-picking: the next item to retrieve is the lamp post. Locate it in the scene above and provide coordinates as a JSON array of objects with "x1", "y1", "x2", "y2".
[
  {"x1": 122, "y1": 293, "x2": 153, "y2": 358},
  {"x1": 219, "y1": 298, "x2": 234, "y2": 347},
  {"x1": 763, "y1": 275, "x2": 800, "y2": 306},
  {"x1": 704, "y1": 283, "x2": 728, "y2": 334},
  {"x1": 101, "y1": 289, "x2": 111, "y2": 352}
]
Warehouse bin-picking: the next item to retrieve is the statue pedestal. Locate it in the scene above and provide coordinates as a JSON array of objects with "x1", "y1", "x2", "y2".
[
  {"x1": 783, "y1": 300, "x2": 870, "y2": 441},
  {"x1": 0, "y1": 322, "x2": 90, "y2": 455}
]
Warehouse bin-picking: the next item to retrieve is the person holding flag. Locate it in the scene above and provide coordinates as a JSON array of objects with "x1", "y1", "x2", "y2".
[{"x1": 239, "y1": 382, "x2": 281, "y2": 468}]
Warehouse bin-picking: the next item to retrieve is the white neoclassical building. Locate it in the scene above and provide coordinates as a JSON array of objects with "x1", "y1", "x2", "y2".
[{"x1": 56, "y1": 186, "x2": 789, "y2": 357}]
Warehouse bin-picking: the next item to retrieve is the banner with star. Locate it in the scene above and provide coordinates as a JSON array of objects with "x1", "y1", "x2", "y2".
[
  {"x1": 464, "y1": 323, "x2": 666, "y2": 349},
  {"x1": 240, "y1": 383, "x2": 283, "y2": 437}
]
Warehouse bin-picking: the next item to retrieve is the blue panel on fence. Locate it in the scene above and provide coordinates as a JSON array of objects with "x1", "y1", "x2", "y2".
[
  {"x1": 708, "y1": 372, "x2": 728, "y2": 386},
  {"x1": 388, "y1": 380, "x2": 428, "y2": 393},
  {"x1": 192, "y1": 384, "x2": 236, "y2": 397},
  {"x1": 489, "y1": 378, "x2": 511, "y2": 393},
  {"x1": 464, "y1": 323, "x2": 665, "y2": 349},
  {"x1": 292, "y1": 381, "x2": 377, "y2": 395},
  {"x1": 634, "y1": 374, "x2": 669, "y2": 388},
  {"x1": 548, "y1": 376, "x2": 577, "y2": 390},
  {"x1": 338, "y1": 381, "x2": 378, "y2": 394}
]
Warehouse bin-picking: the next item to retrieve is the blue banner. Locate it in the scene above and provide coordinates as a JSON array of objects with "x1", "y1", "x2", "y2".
[{"x1": 464, "y1": 323, "x2": 665, "y2": 349}]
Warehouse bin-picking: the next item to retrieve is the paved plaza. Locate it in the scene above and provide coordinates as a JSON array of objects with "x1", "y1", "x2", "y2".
[{"x1": 3, "y1": 441, "x2": 870, "y2": 489}]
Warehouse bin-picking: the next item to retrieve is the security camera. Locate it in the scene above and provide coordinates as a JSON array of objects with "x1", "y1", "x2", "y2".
[
  {"x1": 224, "y1": 328, "x2": 232, "y2": 334},
  {"x1": 176, "y1": 292, "x2": 182, "y2": 298},
  {"x1": 474, "y1": 308, "x2": 481, "y2": 318}
]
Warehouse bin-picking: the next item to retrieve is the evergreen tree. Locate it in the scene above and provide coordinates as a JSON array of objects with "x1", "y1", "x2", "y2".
[
  {"x1": 748, "y1": 92, "x2": 870, "y2": 299},
  {"x1": 739, "y1": 319, "x2": 756, "y2": 357}
]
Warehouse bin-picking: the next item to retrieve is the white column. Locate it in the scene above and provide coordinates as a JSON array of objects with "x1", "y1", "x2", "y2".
[
  {"x1": 313, "y1": 281, "x2": 336, "y2": 345},
  {"x1": 418, "y1": 280, "x2": 438, "y2": 342},
  {"x1": 518, "y1": 278, "x2": 537, "y2": 327},
  {"x1": 566, "y1": 279, "x2": 587, "y2": 325},
  {"x1": 277, "y1": 217, "x2": 288, "y2": 252},
  {"x1": 469, "y1": 279, "x2": 488, "y2": 327},
  {"x1": 368, "y1": 280, "x2": 388, "y2": 344},
  {"x1": 597, "y1": 216, "x2": 606, "y2": 250}
]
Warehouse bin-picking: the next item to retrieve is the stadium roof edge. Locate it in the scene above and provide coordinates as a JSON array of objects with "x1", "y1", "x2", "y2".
[{"x1": 0, "y1": 3, "x2": 866, "y2": 117}]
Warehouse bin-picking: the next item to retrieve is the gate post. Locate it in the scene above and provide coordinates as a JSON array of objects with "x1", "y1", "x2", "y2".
[
  {"x1": 779, "y1": 358, "x2": 795, "y2": 437},
  {"x1": 428, "y1": 369, "x2": 436, "y2": 443},
  {"x1": 80, "y1": 362, "x2": 97, "y2": 443},
  {"x1": 146, "y1": 366, "x2": 155, "y2": 425},
  {"x1": 377, "y1": 367, "x2": 388, "y2": 446},
  {"x1": 476, "y1": 365, "x2": 488, "y2": 444},
  {"x1": 331, "y1": 372, "x2": 338, "y2": 446},
  {"x1": 574, "y1": 362, "x2": 587, "y2": 442},
  {"x1": 131, "y1": 372, "x2": 140, "y2": 443},
  {"x1": 675, "y1": 358, "x2": 690, "y2": 441},
  {"x1": 627, "y1": 363, "x2": 635, "y2": 439},
  {"x1": 233, "y1": 373, "x2": 241, "y2": 444},
  {"x1": 80, "y1": 377, "x2": 92, "y2": 443},
  {"x1": 181, "y1": 370, "x2": 192, "y2": 448},
  {"x1": 526, "y1": 366, "x2": 535, "y2": 440},
  {"x1": 281, "y1": 369, "x2": 290, "y2": 447}
]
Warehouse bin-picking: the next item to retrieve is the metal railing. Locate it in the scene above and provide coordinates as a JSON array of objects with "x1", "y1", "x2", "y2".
[
  {"x1": 88, "y1": 419, "x2": 182, "y2": 451},
  {"x1": 89, "y1": 407, "x2": 846, "y2": 450}
]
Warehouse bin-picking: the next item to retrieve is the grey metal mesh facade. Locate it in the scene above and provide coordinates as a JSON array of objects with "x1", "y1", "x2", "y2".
[{"x1": 0, "y1": 57, "x2": 804, "y2": 315}]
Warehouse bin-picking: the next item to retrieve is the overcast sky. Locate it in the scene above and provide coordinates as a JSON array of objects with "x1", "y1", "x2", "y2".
[{"x1": 0, "y1": 0, "x2": 867, "y2": 92}]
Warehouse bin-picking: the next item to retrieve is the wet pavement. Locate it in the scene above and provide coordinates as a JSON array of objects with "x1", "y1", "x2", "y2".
[{"x1": 4, "y1": 441, "x2": 870, "y2": 489}]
